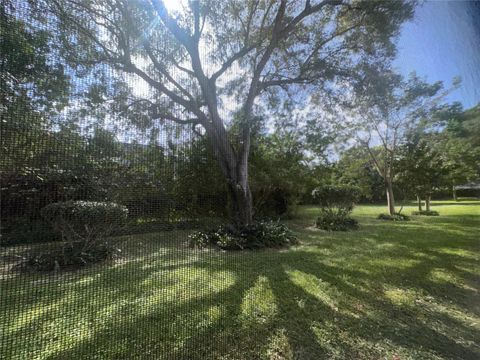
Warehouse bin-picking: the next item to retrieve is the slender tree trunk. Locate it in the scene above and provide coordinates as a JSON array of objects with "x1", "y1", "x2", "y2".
[
  {"x1": 417, "y1": 195, "x2": 423, "y2": 211},
  {"x1": 425, "y1": 195, "x2": 431, "y2": 211},
  {"x1": 386, "y1": 179, "x2": 396, "y2": 215},
  {"x1": 452, "y1": 186, "x2": 457, "y2": 202}
]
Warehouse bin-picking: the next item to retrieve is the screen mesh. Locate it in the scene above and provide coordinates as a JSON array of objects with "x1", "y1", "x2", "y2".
[
  {"x1": 1, "y1": 1, "x2": 269, "y2": 358},
  {"x1": 2, "y1": 1, "x2": 480, "y2": 360}
]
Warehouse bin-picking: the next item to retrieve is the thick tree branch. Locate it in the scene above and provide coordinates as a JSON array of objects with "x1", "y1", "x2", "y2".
[
  {"x1": 122, "y1": 61, "x2": 201, "y2": 119},
  {"x1": 210, "y1": 43, "x2": 258, "y2": 82},
  {"x1": 144, "y1": 45, "x2": 195, "y2": 102},
  {"x1": 152, "y1": 111, "x2": 200, "y2": 125}
]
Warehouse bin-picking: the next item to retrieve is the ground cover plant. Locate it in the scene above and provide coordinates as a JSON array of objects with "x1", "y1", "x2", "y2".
[
  {"x1": 1, "y1": 201, "x2": 479, "y2": 359},
  {"x1": 188, "y1": 221, "x2": 298, "y2": 250},
  {"x1": 377, "y1": 212, "x2": 411, "y2": 221}
]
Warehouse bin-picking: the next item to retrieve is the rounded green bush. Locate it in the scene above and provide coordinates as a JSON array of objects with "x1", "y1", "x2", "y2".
[
  {"x1": 41, "y1": 201, "x2": 128, "y2": 236},
  {"x1": 312, "y1": 185, "x2": 361, "y2": 231},
  {"x1": 311, "y1": 185, "x2": 361, "y2": 210},
  {"x1": 29, "y1": 201, "x2": 129, "y2": 271},
  {"x1": 315, "y1": 209, "x2": 358, "y2": 231}
]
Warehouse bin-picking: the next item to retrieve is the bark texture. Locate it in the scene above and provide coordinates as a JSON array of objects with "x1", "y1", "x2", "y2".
[
  {"x1": 386, "y1": 180, "x2": 396, "y2": 215},
  {"x1": 417, "y1": 195, "x2": 423, "y2": 211}
]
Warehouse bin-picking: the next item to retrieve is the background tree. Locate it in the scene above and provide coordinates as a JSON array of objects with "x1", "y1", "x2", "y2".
[
  {"x1": 347, "y1": 71, "x2": 455, "y2": 215},
  {"x1": 1, "y1": 5, "x2": 74, "y2": 238},
  {"x1": 46, "y1": 0, "x2": 415, "y2": 225},
  {"x1": 429, "y1": 103, "x2": 480, "y2": 200},
  {"x1": 0, "y1": 5, "x2": 70, "y2": 172},
  {"x1": 250, "y1": 123, "x2": 310, "y2": 218},
  {"x1": 397, "y1": 130, "x2": 447, "y2": 211},
  {"x1": 334, "y1": 146, "x2": 385, "y2": 202}
]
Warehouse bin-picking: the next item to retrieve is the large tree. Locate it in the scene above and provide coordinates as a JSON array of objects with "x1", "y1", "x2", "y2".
[{"x1": 46, "y1": 0, "x2": 415, "y2": 225}]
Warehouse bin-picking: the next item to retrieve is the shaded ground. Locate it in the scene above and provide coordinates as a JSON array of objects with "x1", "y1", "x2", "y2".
[{"x1": 1, "y1": 201, "x2": 479, "y2": 359}]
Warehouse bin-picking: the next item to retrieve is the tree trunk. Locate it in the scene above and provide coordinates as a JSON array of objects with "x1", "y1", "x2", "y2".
[
  {"x1": 203, "y1": 120, "x2": 253, "y2": 227},
  {"x1": 218, "y1": 163, "x2": 253, "y2": 226},
  {"x1": 425, "y1": 195, "x2": 431, "y2": 211},
  {"x1": 227, "y1": 177, "x2": 253, "y2": 226},
  {"x1": 211, "y1": 139, "x2": 253, "y2": 226},
  {"x1": 452, "y1": 186, "x2": 457, "y2": 202},
  {"x1": 417, "y1": 195, "x2": 422, "y2": 211},
  {"x1": 226, "y1": 147, "x2": 253, "y2": 226},
  {"x1": 386, "y1": 180, "x2": 396, "y2": 215},
  {"x1": 223, "y1": 152, "x2": 253, "y2": 226}
]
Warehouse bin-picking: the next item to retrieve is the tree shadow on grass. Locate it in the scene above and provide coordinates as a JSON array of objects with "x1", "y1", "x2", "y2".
[
  {"x1": 1, "y1": 218, "x2": 479, "y2": 359},
  {"x1": 35, "y1": 242, "x2": 480, "y2": 359}
]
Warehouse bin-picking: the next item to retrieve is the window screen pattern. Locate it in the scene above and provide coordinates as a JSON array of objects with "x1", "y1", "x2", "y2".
[
  {"x1": 2, "y1": 1, "x2": 480, "y2": 360},
  {"x1": 0, "y1": 1, "x2": 256, "y2": 359}
]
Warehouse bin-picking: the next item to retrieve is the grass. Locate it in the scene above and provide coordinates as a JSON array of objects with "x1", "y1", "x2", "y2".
[{"x1": 1, "y1": 200, "x2": 479, "y2": 359}]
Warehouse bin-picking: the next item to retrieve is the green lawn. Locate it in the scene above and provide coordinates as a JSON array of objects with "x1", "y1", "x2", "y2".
[{"x1": 1, "y1": 201, "x2": 479, "y2": 359}]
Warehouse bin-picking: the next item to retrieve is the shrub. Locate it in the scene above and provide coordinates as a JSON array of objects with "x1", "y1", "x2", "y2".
[
  {"x1": 24, "y1": 243, "x2": 117, "y2": 271},
  {"x1": 41, "y1": 201, "x2": 128, "y2": 239},
  {"x1": 312, "y1": 185, "x2": 361, "y2": 231},
  {"x1": 29, "y1": 201, "x2": 128, "y2": 270},
  {"x1": 253, "y1": 187, "x2": 297, "y2": 218},
  {"x1": 411, "y1": 210, "x2": 439, "y2": 216},
  {"x1": 377, "y1": 213, "x2": 410, "y2": 221},
  {"x1": 315, "y1": 209, "x2": 359, "y2": 231},
  {"x1": 188, "y1": 221, "x2": 298, "y2": 250},
  {"x1": 1, "y1": 218, "x2": 60, "y2": 246},
  {"x1": 311, "y1": 185, "x2": 361, "y2": 211},
  {"x1": 188, "y1": 230, "x2": 212, "y2": 249}
]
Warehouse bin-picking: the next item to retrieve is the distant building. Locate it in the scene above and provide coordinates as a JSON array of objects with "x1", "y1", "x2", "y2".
[{"x1": 453, "y1": 182, "x2": 480, "y2": 199}]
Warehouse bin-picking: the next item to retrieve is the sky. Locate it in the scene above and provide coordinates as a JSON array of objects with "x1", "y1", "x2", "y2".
[{"x1": 395, "y1": 0, "x2": 480, "y2": 109}]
